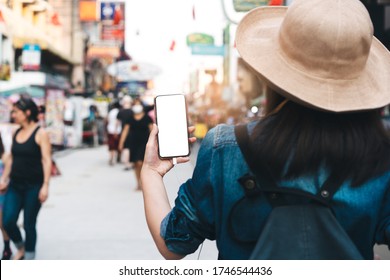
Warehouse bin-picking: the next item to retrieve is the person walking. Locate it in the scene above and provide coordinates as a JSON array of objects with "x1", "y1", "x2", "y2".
[
  {"x1": 0, "y1": 96, "x2": 52, "y2": 260},
  {"x1": 120, "y1": 98, "x2": 153, "y2": 191},
  {"x1": 0, "y1": 134, "x2": 12, "y2": 260},
  {"x1": 106, "y1": 101, "x2": 121, "y2": 165},
  {"x1": 140, "y1": 0, "x2": 390, "y2": 259},
  {"x1": 117, "y1": 95, "x2": 133, "y2": 169}
]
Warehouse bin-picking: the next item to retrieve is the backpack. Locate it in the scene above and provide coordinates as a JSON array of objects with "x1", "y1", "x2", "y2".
[{"x1": 233, "y1": 124, "x2": 364, "y2": 260}]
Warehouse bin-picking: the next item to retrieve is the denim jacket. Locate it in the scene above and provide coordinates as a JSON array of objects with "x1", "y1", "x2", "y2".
[{"x1": 161, "y1": 123, "x2": 390, "y2": 259}]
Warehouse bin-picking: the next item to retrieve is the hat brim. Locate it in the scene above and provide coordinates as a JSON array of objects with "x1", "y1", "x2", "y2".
[{"x1": 236, "y1": 7, "x2": 390, "y2": 112}]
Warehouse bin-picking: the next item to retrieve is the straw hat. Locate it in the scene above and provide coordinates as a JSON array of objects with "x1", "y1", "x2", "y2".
[{"x1": 236, "y1": 0, "x2": 390, "y2": 112}]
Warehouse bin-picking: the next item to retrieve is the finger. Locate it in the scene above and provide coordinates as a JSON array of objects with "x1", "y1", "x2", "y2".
[
  {"x1": 189, "y1": 137, "x2": 197, "y2": 143},
  {"x1": 175, "y1": 157, "x2": 190, "y2": 164},
  {"x1": 188, "y1": 126, "x2": 195, "y2": 133}
]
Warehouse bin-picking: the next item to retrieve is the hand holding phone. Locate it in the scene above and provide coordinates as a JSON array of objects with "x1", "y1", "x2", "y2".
[{"x1": 154, "y1": 94, "x2": 190, "y2": 159}]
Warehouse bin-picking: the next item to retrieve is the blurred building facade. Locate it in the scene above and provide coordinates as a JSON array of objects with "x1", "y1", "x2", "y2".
[{"x1": 0, "y1": 0, "x2": 84, "y2": 89}]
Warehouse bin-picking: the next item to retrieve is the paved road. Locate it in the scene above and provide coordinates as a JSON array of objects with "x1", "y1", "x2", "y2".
[{"x1": 2, "y1": 143, "x2": 389, "y2": 260}]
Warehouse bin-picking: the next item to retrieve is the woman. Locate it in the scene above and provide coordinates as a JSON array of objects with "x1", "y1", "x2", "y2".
[
  {"x1": 120, "y1": 98, "x2": 153, "y2": 191},
  {"x1": 141, "y1": 0, "x2": 390, "y2": 260},
  {"x1": 0, "y1": 96, "x2": 52, "y2": 260},
  {"x1": 117, "y1": 95, "x2": 133, "y2": 170},
  {"x1": 0, "y1": 134, "x2": 12, "y2": 260}
]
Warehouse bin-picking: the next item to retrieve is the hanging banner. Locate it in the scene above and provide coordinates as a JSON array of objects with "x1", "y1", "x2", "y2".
[{"x1": 100, "y1": 2, "x2": 125, "y2": 43}]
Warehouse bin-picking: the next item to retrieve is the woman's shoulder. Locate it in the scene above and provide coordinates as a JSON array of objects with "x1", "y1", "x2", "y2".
[
  {"x1": 203, "y1": 122, "x2": 257, "y2": 151},
  {"x1": 35, "y1": 126, "x2": 49, "y2": 143},
  {"x1": 201, "y1": 124, "x2": 234, "y2": 149},
  {"x1": 205, "y1": 121, "x2": 259, "y2": 148}
]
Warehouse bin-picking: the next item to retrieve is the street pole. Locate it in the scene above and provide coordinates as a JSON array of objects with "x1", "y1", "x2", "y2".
[
  {"x1": 220, "y1": 0, "x2": 239, "y2": 25},
  {"x1": 0, "y1": 34, "x2": 3, "y2": 66}
]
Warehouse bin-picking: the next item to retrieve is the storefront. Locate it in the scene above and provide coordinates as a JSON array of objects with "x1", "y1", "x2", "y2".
[{"x1": 0, "y1": 72, "x2": 67, "y2": 148}]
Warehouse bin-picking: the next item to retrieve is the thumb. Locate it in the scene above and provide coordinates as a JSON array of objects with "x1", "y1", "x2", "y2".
[
  {"x1": 148, "y1": 124, "x2": 158, "y2": 142},
  {"x1": 151, "y1": 123, "x2": 158, "y2": 135}
]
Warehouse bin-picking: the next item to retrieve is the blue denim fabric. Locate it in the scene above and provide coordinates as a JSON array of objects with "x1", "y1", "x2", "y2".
[
  {"x1": 2, "y1": 181, "x2": 42, "y2": 252},
  {"x1": 161, "y1": 123, "x2": 390, "y2": 259}
]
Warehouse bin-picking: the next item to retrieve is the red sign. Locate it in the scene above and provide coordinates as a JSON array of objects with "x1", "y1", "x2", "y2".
[{"x1": 101, "y1": 24, "x2": 125, "y2": 41}]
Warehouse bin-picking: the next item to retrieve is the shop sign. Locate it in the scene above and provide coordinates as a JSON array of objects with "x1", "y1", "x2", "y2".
[
  {"x1": 22, "y1": 44, "x2": 41, "y2": 71},
  {"x1": 79, "y1": 1, "x2": 98, "y2": 22},
  {"x1": 186, "y1": 33, "x2": 214, "y2": 46},
  {"x1": 101, "y1": 24, "x2": 125, "y2": 42},
  {"x1": 233, "y1": 0, "x2": 282, "y2": 12},
  {"x1": 100, "y1": 2, "x2": 125, "y2": 43},
  {"x1": 191, "y1": 44, "x2": 225, "y2": 56}
]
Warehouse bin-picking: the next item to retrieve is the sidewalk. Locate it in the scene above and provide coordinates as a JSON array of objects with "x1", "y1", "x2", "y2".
[{"x1": 35, "y1": 144, "x2": 218, "y2": 260}]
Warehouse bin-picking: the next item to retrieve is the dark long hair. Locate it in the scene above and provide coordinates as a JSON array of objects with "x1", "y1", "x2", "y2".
[
  {"x1": 250, "y1": 95, "x2": 390, "y2": 187},
  {"x1": 14, "y1": 96, "x2": 39, "y2": 123}
]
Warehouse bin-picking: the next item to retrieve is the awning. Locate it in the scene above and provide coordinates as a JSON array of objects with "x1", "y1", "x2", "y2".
[{"x1": 0, "y1": 85, "x2": 45, "y2": 98}]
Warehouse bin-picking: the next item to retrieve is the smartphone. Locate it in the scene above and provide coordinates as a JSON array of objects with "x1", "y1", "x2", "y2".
[{"x1": 154, "y1": 94, "x2": 190, "y2": 159}]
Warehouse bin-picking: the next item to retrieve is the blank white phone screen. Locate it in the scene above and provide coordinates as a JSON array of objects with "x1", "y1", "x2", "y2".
[{"x1": 155, "y1": 94, "x2": 189, "y2": 158}]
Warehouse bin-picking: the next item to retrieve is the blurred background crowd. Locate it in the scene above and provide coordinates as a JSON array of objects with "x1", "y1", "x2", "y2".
[{"x1": 0, "y1": 0, "x2": 389, "y2": 151}]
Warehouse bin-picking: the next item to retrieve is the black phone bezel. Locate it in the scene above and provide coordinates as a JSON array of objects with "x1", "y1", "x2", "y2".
[{"x1": 154, "y1": 94, "x2": 191, "y2": 159}]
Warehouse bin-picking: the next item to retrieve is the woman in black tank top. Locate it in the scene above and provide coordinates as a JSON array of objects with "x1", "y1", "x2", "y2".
[{"x1": 0, "y1": 97, "x2": 52, "y2": 260}]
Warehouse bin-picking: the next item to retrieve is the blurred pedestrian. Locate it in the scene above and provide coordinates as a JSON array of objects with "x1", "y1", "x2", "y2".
[
  {"x1": 117, "y1": 95, "x2": 133, "y2": 169},
  {"x1": 0, "y1": 133, "x2": 12, "y2": 260},
  {"x1": 120, "y1": 98, "x2": 153, "y2": 191},
  {"x1": 0, "y1": 96, "x2": 52, "y2": 260},
  {"x1": 37, "y1": 105, "x2": 45, "y2": 127},
  {"x1": 141, "y1": 0, "x2": 390, "y2": 259},
  {"x1": 106, "y1": 101, "x2": 121, "y2": 165}
]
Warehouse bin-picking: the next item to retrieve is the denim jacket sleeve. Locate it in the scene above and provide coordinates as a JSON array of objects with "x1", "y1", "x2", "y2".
[{"x1": 160, "y1": 127, "x2": 217, "y2": 255}]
